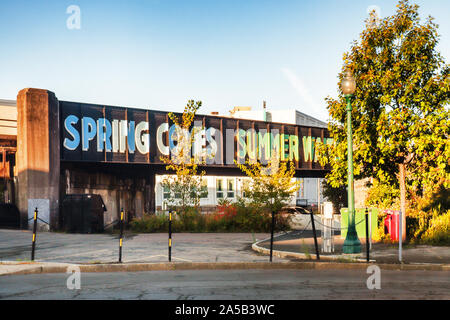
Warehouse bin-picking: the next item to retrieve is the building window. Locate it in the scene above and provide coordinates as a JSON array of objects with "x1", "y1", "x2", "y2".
[
  {"x1": 227, "y1": 178, "x2": 235, "y2": 198},
  {"x1": 216, "y1": 179, "x2": 224, "y2": 199},
  {"x1": 240, "y1": 178, "x2": 249, "y2": 198},
  {"x1": 200, "y1": 178, "x2": 208, "y2": 199},
  {"x1": 163, "y1": 185, "x2": 170, "y2": 200}
]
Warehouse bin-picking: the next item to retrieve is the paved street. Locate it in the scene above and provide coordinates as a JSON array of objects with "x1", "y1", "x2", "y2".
[
  {"x1": 0, "y1": 229, "x2": 278, "y2": 264},
  {"x1": 0, "y1": 269, "x2": 449, "y2": 300}
]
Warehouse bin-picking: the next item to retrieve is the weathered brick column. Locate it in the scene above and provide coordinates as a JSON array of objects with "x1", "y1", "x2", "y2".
[{"x1": 16, "y1": 88, "x2": 60, "y2": 230}]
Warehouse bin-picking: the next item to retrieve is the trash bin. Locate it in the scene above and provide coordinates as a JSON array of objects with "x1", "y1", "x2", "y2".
[
  {"x1": 341, "y1": 208, "x2": 378, "y2": 239},
  {"x1": 383, "y1": 210, "x2": 400, "y2": 241},
  {"x1": 0, "y1": 203, "x2": 20, "y2": 229},
  {"x1": 61, "y1": 194, "x2": 107, "y2": 233}
]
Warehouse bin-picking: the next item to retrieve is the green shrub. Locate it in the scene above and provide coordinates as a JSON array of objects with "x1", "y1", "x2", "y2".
[
  {"x1": 403, "y1": 208, "x2": 450, "y2": 245},
  {"x1": 365, "y1": 180, "x2": 449, "y2": 245},
  {"x1": 417, "y1": 184, "x2": 450, "y2": 214},
  {"x1": 233, "y1": 200, "x2": 290, "y2": 232},
  {"x1": 176, "y1": 207, "x2": 203, "y2": 232},
  {"x1": 372, "y1": 210, "x2": 392, "y2": 243},
  {"x1": 406, "y1": 208, "x2": 432, "y2": 242},
  {"x1": 420, "y1": 211, "x2": 450, "y2": 245},
  {"x1": 129, "y1": 213, "x2": 168, "y2": 233},
  {"x1": 365, "y1": 180, "x2": 400, "y2": 209},
  {"x1": 130, "y1": 203, "x2": 290, "y2": 233}
]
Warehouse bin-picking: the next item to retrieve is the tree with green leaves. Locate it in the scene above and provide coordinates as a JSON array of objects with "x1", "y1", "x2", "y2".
[
  {"x1": 321, "y1": 179, "x2": 347, "y2": 215},
  {"x1": 318, "y1": 0, "x2": 450, "y2": 240}
]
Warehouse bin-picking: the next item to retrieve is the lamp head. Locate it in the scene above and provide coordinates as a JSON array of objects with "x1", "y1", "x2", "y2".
[{"x1": 341, "y1": 70, "x2": 356, "y2": 95}]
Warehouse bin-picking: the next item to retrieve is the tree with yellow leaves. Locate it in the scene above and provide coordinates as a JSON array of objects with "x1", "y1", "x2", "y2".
[
  {"x1": 160, "y1": 100, "x2": 207, "y2": 214},
  {"x1": 236, "y1": 152, "x2": 300, "y2": 214},
  {"x1": 318, "y1": 0, "x2": 450, "y2": 240}
]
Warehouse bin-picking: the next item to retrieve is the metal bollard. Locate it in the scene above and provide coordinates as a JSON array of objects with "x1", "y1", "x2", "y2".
[
  {"x1": 168, "y1": 210, "x2": 172, "y2": 262},
  {"x1": 31, "y1": 208, "x2": 38, "y2": 261},
  {"x1": 399, "y1": 210, "x2": 402, "y2": 263},
  {"x1": 365, "y1": 208, "x2": 370, "y2": 262},
  {"x1": 269, "y1": 211, "x2": 275, "y2": 262},
  {"x1": 310, "y1": 211, "x2": 320, "y2": 260},
  {"x1": 119, "y1": 208, "x2": 124, "y2": 263}
]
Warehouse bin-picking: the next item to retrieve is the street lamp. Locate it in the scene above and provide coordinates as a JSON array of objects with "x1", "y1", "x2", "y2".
[{"x1": 341, "y1": 70, "x2": 361, "y2": 254}]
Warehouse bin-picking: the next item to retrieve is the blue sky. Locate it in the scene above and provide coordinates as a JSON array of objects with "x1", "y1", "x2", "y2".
[{"x1": 1, "y1": 0, "x2": 449, "y2": 121}]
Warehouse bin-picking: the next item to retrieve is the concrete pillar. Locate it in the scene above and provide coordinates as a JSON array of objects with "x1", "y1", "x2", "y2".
[
  {"x1": 145, "y1": 172, "x2": 156, "y2": 214},
  {"x1": 16, "y1": 88, "x2": 60, "y2": 230}
]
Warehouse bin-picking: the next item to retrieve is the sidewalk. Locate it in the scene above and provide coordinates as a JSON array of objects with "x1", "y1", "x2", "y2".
[
  {"x1": 1, "y1": 228, "x2": 448, "y2": 277},
  {"x1": 255, "y1": 231, "x2": 450, "y2": 264},
  {"x1": 0, "y1": 229, "x2": 274, "y2": 264}
]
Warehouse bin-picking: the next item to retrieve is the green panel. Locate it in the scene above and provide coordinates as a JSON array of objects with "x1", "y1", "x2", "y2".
[{"x1": 340, "y1": 208, "x2": 378, "y2": 239}]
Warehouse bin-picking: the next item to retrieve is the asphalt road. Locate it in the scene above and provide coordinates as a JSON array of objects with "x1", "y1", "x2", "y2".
[{"x1": 0, "y1": 269, "x2": 448, "y2": 300}]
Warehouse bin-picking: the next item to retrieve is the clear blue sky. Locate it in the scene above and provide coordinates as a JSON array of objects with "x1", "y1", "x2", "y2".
[{"x1": 1, "y1": 0, "x2": 449, "y2": 121}]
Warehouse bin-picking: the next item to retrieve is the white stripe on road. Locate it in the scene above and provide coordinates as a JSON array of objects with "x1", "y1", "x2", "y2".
[
  {"x1": 125, "y1": 255, "x2": 192, "y2": 263},
  {"x1": 35, "y1": 249, "x2": 110, "y2": 261}
]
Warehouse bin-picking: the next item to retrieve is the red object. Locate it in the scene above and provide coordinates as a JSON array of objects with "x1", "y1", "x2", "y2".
[
  {"x1": 215, "y1": 204, "x2": 237, "y2": 221},
  {"x1": 383, "y1": 210, "x2": 400, "y2": 241}
]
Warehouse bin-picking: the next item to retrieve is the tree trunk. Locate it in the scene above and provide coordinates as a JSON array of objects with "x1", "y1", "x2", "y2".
[{"x1": 398, "y1": 163, "x2": 407, "y2": 241}]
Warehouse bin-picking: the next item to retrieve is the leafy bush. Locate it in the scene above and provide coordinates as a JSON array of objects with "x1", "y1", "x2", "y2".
[
  {"x1": 130, "y1": 203, "x2": 290, "y2": 233},
  {"x1": 372, "y1": 210, "x2": 393, "y2": 243},
  {"x1": 418, "y1": 210, "x2": 450, "y2": 245},
  {"x1": 364, "y1": 177, "x2": 450, "y2": 245},
  {"x1": 234, "y1": 199, "x2": 290, "y2": 232},
  {"x1": 416, "y1": 184, "x2": 450, "y2": 214},
  {"x1": 365, "y1": 180, "x2": 400, "y2": 209},
  {"x1": 406, "y1": 208, "x2": 433, "y2": 242},
  {"x1": 322, "y1": 179, "x2": 347, "y2": 214},
  {"x1": 176, "y1": 207, "x2": 204, "y2": 231},
  {"x1": 129, "y1": 213, "x2": 168, "y2": 233},
  {"x1": 370, "y1": 207, "x2": 450, "y2": 245}
]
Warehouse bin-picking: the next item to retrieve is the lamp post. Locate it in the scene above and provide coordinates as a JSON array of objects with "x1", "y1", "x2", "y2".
[
  {"x1": 341, "y1": 70, "x2": 361, "y2": 254},
  {"x1": 269, "y1": 197, "x2": 275, "y2": 262}
]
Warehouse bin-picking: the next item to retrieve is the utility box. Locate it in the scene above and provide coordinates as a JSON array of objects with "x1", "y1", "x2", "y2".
[
  {"x1": 323, "y1": 202, "x2": 334, "y2": 219},
  {"x1": 340, "y1": 208, "x2": 378, "y2": 239},
  {"x1": 61, "y1": 194, "x2": 106, "y2": 233},
  {"x1": 384, "y1": 210, "x2": 400, "y2": 241},
  {"x1": 321, "y1": 202, "x2": 334, "y2": 253},
  {"x1": 0, "y1": 204, "x2": 20, "y2": 229}
]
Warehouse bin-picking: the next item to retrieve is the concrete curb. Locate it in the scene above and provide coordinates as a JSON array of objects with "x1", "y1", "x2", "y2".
[
  {"x1": 0, "y1": 261, "x2": 450, "y2": 276},
  {"x1": 251, "y1": 235, "x2": 450, "y2": 271},
  {"x1": 1, "y1": 260, "x2": 449, "y2": 276},
  {"x1": 252, "y1": 234, "x2": 361, "y2": 262},
  {"x1": 252, "y1": 241, "x2": 359, "y2": 262}
]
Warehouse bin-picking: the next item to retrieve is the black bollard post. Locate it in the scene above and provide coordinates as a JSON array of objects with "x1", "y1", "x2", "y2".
[
  {"x1": 310, "y1": 210, "x2": 320, "y2": 260},
  {"x1": 119, "y1": 208, "x2": 124, "y2": 263},
  {"x1": 365, "y1": 208, "x2": 370, "y2": 262},
  {"x1": 31, "y1": 208, "x2": 38, "y2": 261},
  {"x1": 269, "y1": 211, "x2": 275, "y2": 262},
  {"x1": 168, "y1": 210, "x2": 172, "y2": 262}
]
